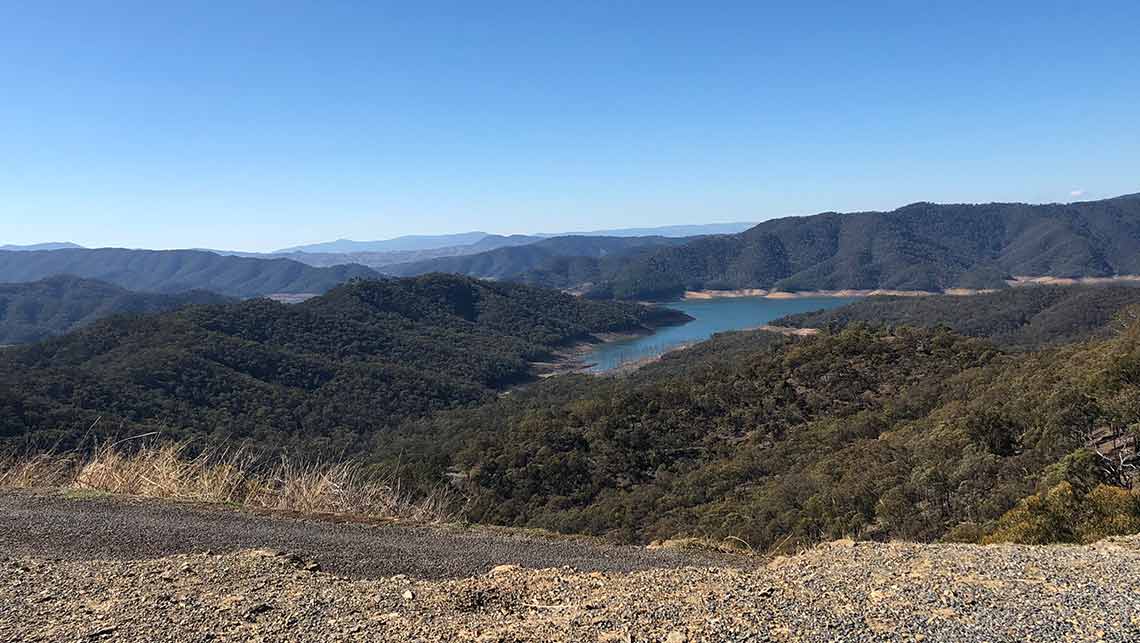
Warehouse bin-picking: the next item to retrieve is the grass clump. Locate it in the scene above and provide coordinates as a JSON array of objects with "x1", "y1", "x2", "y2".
[{"x1": 0, "y1": 440, "x2": 457, "y2": 524}]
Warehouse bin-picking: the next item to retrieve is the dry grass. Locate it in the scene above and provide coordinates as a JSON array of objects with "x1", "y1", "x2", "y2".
[
  {"x1": 0, "y1": 441, "x2": 456, "y2": 523},
  {"x1": 0, "y1": 451, "x2": 78, "y2": 489}
]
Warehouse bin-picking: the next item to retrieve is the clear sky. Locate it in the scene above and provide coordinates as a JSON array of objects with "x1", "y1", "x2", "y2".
[{"x1": 2, "y1": 1, "x2": 1138, "y2": 251}]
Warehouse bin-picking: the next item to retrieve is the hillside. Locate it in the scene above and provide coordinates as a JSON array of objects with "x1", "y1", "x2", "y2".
[
  {"x1": 5, "y1": 271, "x2": 1140, "y2": 553},
  {"x1": 384, "y1": 235, "x2": 693, "y2": 283},
  {"x1": 0, "y1": 248, "x2": 381, "y2": 298},
  {"x1": 539, "y1": 194, "x2": 1140, "y2": 299},
  {"x1": 775, "y1": 284, "x2": 1140, "y2": 349},
  {"x1": 0, "y1": 274, "x2": 687, "y2": 452},
  {"x1": 0, "y1": 276, "x2": 232, "y2": 345},
  {"x1": 391, "y1": 317, "x2": 1140, "y2": 549}
]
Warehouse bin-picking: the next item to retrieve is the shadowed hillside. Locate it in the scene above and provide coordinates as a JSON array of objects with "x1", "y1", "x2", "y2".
[
  {"x1": 0, "y1": 248, "x2": 381, "y2": 298},
  {"x1": 383, "y1": 235, "x2": 694, "y2": 284},
  {"x1": 0, "y1": 276, "x2": 232, "y2": 344}
]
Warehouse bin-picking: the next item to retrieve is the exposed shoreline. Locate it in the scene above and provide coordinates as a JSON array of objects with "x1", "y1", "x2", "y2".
[
  {"x1": 682, "y1": 274, "x2": 1140, "y2": 300},
  {"x1": 683, "y1": 287, "x2": 991, "y2": 300},
  {"x1": 531, "y1": 327, "x2": 669, "y2": 378},
  {"x1": 541, "y1": 275, "x2": 1140, "y2": 377}
]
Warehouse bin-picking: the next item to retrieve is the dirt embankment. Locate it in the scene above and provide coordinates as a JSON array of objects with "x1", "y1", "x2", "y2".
[{"x1": 4, "y1": 491, "x2": 1139, "y2": 642}]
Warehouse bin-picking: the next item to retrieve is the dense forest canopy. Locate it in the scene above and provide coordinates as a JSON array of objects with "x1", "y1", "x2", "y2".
[
  {"x1": 599, "y1": 193, "x2": 1140, "y2": 299},
  {"x1": 775, "y1": 284, "x2": 1140, "y2": 350},
  {"x1": 5, "y1": 270, "x2": 1140, "y2": 551},
  {"x1": 382, "y1": 235, "x2": 693, "y2": 282},
  {"x1": 0, "y1": 274, "x2": 686, "y2": 452},
  {"x1": 392, "y1": 194, "x2": 1140, "y2": 300},
  {"x1": 0, "y1": 276, "x2": 233, "y2": 345},
  {"x1": 393, "y1": 315, "x2": 1140, "y2": 549}
]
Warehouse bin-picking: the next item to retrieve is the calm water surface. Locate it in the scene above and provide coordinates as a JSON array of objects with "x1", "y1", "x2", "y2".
[{"x1": 585, "y1": 296, "x2": 857, "y2": 372}]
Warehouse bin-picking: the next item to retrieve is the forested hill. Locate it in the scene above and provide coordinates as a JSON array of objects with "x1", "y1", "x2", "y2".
[
  {"x1": 775, "y1": 284, "x2": 1140, "y2": 350},
  {"x1": 382, "y1": 235, "x2": 693, "y2": 282},
  {"x1": 0, "y1": 276, "x2": 232, "y2": 345},
  {"x1": 0, "y1": 274, "x2": 687, "y2": 452},
  {"x1": 0, "y1": 248, "x2": 381, "y2": 298},
  {"x1": 566, "y1": 193, "x2": 1140, "y2": 299},
  {"x1": 397, "y1": 317, "x2": 1140, "y2": 550}
]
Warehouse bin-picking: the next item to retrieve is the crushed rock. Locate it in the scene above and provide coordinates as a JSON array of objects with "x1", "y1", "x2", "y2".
[{"x1": 3, "y1": 538, "x2": 1140, "y2": 641}]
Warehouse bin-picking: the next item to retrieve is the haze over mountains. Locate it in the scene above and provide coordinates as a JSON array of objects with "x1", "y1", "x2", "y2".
[
  {"x1": 277, "y1": 231, "x2": 494, "y2": 254},
  {"x1": 371, "y1": 194, "x2": 1140, "y2": 299},
  {"x1": 382, "y1": 235, "x2": 694, "y2": 281},
  {"x1": 275, "y1": 222, "x2": 756, "y2": 255},
  {"x1": 0, "y1": 242, "x2": 83, "y2": 252},
  {"x1": 5, "y1": 190, "x2": 1140, "y2": 561},
  {"x1": 0, "y1": 248, "x2": 380, "y2": 298},
  {"x1": 2, "y1": 192, "x2": 1138, "y2": 346}
]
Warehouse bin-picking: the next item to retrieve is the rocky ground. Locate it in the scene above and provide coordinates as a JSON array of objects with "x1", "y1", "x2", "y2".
[
  {"x1": 0, "y1": 491, "x2": 728, "y2": 580},
  {"x1": 3, "y1": 492, "x2": 1140, "y2": 641}
]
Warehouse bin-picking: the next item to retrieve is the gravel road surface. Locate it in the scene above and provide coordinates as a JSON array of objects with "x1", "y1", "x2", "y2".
[
  {"x1": 4, "y1": 490, "x2": 1140, "y2": 641},
  {"x1": 0, "y1": 490, "x2": 736, "y2": 580}
]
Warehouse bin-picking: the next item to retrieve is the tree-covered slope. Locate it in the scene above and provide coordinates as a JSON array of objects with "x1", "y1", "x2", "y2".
[
  {"x1": 775, "y1": 285, "x2": 1140, "y2": 349},
  {"x1": 575, "y1": 194, "x2": 1140, "y2": 299},
  {"x1": 396, "y1": 320, "x2": 1140, "y2": 549},
  {"x1": 0, "y1": 274, "x2": 687, "y2": 452},
  {"x1": 0, "y1": 248, "x2": 381, "y2": 298},
  {"x1": 0, "y1": 276, "x2": 232, "y2": 345},
  {"x1": 383, "y1": 235, "x2": 693, "y2": 282}
]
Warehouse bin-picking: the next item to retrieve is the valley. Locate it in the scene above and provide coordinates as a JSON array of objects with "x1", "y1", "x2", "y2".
[
  {"x1": 8, "y1": 4, "x2": 1139, "y2": 638},
  {"x1": 6, "y1": 215, "x2": 1140, "y2": 640},
  {"x1": 581, "y1": 295, "x2": 856, "y2": 371}
]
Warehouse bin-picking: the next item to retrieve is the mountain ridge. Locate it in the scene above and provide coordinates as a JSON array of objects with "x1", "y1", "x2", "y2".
[
  {"x1": 0, "y1": 275, "x2": 233, "y2": 344},
  {"x1": 554, "y1": 193, "x2": 1140, "y2": 299},
  {"x1": 0, "y1": 248, "x2": 381, "y2": 298},
  {"x1": 0, "y1": 242, "x2": 84, "y2": 252}
]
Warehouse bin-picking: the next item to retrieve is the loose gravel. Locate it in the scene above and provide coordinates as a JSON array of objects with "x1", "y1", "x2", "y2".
[
  {"x1": 0, "y1": 490, "x2": 730, "y2": 580},
  {"x1": 2, "y1": 491, "x2": 1139, "y2": 641}
]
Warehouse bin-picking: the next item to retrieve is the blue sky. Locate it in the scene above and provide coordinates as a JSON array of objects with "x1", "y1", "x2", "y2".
[{"x1": 2, "y1": 1, "x2": 1138, "y2": 251}]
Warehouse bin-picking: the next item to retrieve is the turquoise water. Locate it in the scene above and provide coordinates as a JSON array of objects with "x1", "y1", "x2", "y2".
[{"x1": 585, "y1": 296, "x2": 857, "y2": 372}]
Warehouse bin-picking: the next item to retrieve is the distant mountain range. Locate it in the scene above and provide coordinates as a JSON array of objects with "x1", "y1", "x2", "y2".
[
  {"x1": 0, "y1": 248, "x2": 380, "y2": 298},
  {"x1": 432, "y1": 193, "x2": 1138, "y2": 300},
  {"x1": 215, "y1": 234, "x2": 541, "y2": 269},
  {"x1": 535, "y1": 222, "x2": 756, "y2": 238},
  {"x1": 590, "y1": 193, "x2": 1140, "y2": 299},
  {"x1": 10, "y1": 195, "x2": 1139, "y2": 302},
  {"x1": 0, "y1": 242, "x2": 84, "y2": 252},
  {"x1": 0, "y1": 275, "x2": 232, "y2": 344},
  {"x1": 277, "y1": 231, "x2": 494, "y2": 254},
  {"x1": 383, "y1": 235, "x2": 693, "y2": 283},
  {"x1": 275, "y1": 222, "x2": 754, "y2": 256}
]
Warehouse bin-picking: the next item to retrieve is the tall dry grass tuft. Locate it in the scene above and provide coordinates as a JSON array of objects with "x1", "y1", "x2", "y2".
[
  {"x1": 1, "y1": 441, "x2": 457, "y2": 524},
  {"x1": 0, "y1": 451, "x2": 79, "y2": 489}
]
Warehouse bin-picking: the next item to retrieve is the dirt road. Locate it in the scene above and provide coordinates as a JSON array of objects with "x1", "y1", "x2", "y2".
[{"x1": 0, "y1": 490, "x2": 733, "y2": 580}]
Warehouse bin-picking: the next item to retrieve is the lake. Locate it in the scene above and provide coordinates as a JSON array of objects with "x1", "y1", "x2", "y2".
[{"x1": 584, "y1": 296, "x2": 858, "y2": 372}]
